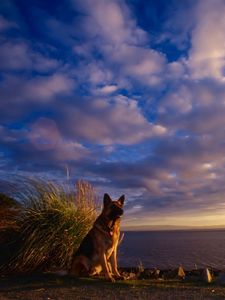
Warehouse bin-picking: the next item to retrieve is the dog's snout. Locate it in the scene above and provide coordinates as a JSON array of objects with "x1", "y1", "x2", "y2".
[
  {"x1": 116, "y1": 206, "x2": 123, "y2": 216},
  {"x1": 109, "y1": 204, "x2": 124, "y2": 219}
]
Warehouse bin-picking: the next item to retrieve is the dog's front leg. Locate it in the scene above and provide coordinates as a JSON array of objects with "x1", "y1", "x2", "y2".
[
  {"x1": 100, "y1": 252, "x2": 115, "y2": 282},
  {"x1": 110, "y1": 245, "x2": 124, "y2": 280}
]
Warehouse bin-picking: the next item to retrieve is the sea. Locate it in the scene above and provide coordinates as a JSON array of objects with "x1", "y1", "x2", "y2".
[{"x1": 118, "y1": 230, "x2": 225, "y2": 270}]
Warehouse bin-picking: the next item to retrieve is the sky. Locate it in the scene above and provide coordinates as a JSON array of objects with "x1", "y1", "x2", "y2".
[{"x1": 1, "y1": 0, "x2": 225, "y2": 229}]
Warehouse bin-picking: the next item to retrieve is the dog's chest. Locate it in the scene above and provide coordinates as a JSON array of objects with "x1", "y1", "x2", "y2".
[
  {"x1": 105, "y1": 233, "x2": 119, "y2": 257},
  {"x1": 105, "y1": 241, "x2": 115, "y2": 258}
]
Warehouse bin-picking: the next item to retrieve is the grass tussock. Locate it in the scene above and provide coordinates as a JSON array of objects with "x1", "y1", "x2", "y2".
[
  {"x1": 0, "y1": 193, "x2": 20, "y2": 229},
  {"x1": 0, "y1": 193, "x2": 21, "y2": 267},
  {"x1": 0, "y1": 178, "x2": 98, "y2": 274}
]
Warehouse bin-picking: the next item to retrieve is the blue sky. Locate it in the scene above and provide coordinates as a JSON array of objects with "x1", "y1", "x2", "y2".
[{"x1": 1, "y1": 0, "x2": 225, "y2": 229}]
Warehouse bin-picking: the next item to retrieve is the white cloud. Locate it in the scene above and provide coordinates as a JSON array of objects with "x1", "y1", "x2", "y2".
[
  {"x1": 75, "y1": 0, "x2": 147, "y2": 46},
  {"x1": 28, "y1": 118, "x2": 61, "y2": 151},
  {"x1": 72, "y1": 0, "x2": 166, "y2": 87},
  {"x1": 60, "y1": 95, "x2": 167, "y2": 145},
  {"x1": 94, "y1": 85, "x2": 118, "y2": 95},
  {"x1": 25, "y1": 74, "x2": 74, "y2": 101},
  {"x1": 0, "y1": 41, "x2": 59, "y2": 72},
  {"x1": 111, "y1": 45, "x2": 165, "y2": 83},
  {"x1": 27, "y1": 118, "x2": 88, "y2": 160},
  {"x1": 75, "y1": 61, "x2": 113, "y2": 86},
  {"x1": 0, "y1": 73, "x2": 75, "y2": 117},
  {"x1": 167, "y1": 61, "x2": 186, "y2": 79},
  {"x1": 158, "y1": 79, "x2": 225, "y2": 137},
  {"x1": 188, "y1": 0, "x2": 225, "y2": 80},
  {"x1": 159, "y1": 85, "x2": 193, "y2": 114}
]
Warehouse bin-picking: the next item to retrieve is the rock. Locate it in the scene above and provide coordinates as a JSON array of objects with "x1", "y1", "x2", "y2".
[
  {"x1": 202, "y1": 268, "x2": 213, "y2": 283},
  {"x1": 162, "y1": 267, "x2": 186, "y2": 280},
  {"x1": 124, "y1": 272, "x2": 138, "y2": 280},
  {"x1": 190, "y1": 269, "x2": 201, "y2": 277},
  {"x1": 137, "y1": 261, "x2": 144, "y2": 274},
  {"x1": 185, "y1": 269, "x2": 201, "y2": 282},
  {"x1": 154, "y1": 269, "x2": 161, "y2": 278},
  {"x1": 178, "y1": 266, "x2": 185, "y2": 279},
  {"x1": 138, "y1": 268, "x2": 161, "y2": 279},
  {"x1": 216, "y1": 272, "x2": 225, "y2": 284},
  {"x1": 162, "y1": 269, "x2": 177, "y2": 280}
]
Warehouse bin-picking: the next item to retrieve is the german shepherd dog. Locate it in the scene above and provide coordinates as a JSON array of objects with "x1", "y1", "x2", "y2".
[{"x1": 69, "y1": 193, "x2": 125, "y2": 282}]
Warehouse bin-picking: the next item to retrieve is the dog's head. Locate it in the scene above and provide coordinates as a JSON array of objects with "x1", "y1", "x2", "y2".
[{"x1": 102, "y1": 193, "x2": 125, "y2": 220}]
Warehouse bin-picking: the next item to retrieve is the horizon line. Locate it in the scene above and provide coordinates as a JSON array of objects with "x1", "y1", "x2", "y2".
[{"x1": 121, "y1": 225, "x2": 225, "y2": 231}]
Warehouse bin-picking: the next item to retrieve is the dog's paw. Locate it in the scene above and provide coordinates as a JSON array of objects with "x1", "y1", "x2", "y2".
[
  {"x1": 114, "y1": 274, "x2": 125, "y2": 281},
  {"x1": 106, "y1": 276, "x2": 116, "y2": 283}
]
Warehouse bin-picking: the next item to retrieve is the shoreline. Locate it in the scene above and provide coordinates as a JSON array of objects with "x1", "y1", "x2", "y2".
[{"x1": 1, "y1": 266, "x2": 223, "y2": 282}]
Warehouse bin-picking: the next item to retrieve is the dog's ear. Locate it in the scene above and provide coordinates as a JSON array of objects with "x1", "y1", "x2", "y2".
[
  {"x1": 118, "y1": 195, "x2": 125, "y2": 206},
  {"x1": 103, "y1": 193, "x2": 112, "y2": 206}
]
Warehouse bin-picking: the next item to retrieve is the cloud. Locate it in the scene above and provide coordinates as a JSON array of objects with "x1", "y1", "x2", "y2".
[
  {"x1": 106, "y1": 44, "x2": 166, "y2": 85},
  {"x1": 0, "y1": 73, "x2": 74, "y2": 101},
  {"x1": 24, "y1": 73, "x2": 74, "y2": 101},
  {"x1": 159, "y1": 84, "x2": 193, "y2": 114},
  {"x1": 87, "y1": 133, "x2": 225, "y2": 220},
  {"x1": 0, "y1": 73, "x2": 75, "y2": 124},
  {"x1": 74, "y1": 0, "x2": 147, "y2": 46},
  {"x1": 158, "y1": 79, "x2": 225, "y2": 137},
  {"x1": 156, "y1": 1, "x2": 195, "y2": 52},
  {"x1": 27, "y1": 118, "x2": 61, "y2": 151},
  {"x1": 27, "y1": 118, "x2": 88, "y2": 161},
  {"x1": 58, "y1": 95, "x2": 167, "y2": 145},
  {"x1": 94, "y1": 85, "x2": 118, "y2": 95},
  {"x1": 71, "y1": 0, "x2": 166, "y2": 89},
  {"x1": 0, "y1": 120, "x2": 89, "y2": 175},
  {"x1": 0, "y1": 41, "x2": 60, "y2": 72},
  {"x1": 2, "y1": 0, "x2": 225, "y2": 227},
  {"x1": 70, "y1": 60, "x2": 114, "y2": 92},
  {"x1": 188, "y1": 0, "x2": 225, "y2": 80},
  {"x1": 0, "y1": 15, "x2": 18, "y2": 31}
]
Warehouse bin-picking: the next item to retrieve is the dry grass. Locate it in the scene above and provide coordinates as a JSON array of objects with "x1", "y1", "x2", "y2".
[
  {"x1": 0, "y1": 178, "x2": 98, "y2": 274},
  {"x1": 0, "y1": 192, "x2": 20, "y2": 229}
]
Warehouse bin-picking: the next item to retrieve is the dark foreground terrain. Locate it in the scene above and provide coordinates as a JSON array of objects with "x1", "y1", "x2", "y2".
[{"x1": 1, "y1": 273, "x2": 225, "y2": 300}]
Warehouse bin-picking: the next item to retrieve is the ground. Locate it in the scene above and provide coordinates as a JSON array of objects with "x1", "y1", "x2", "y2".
[{"x1": 1, "y1": 274, "x2": 225, "y2": 300}]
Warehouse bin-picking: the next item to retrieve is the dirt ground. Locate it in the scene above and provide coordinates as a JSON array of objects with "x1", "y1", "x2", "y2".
[{"x1": 1, "y1": 274, "x2": 225, "y2": 300}]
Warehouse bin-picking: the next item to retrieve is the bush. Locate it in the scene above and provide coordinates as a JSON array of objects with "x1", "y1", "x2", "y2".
[
  {"x1": 0, "y1": 193, "x2": 21, "y2": 228},
  {"x1": 0, "y1": 193, "x2": 21, "y2": 267},
  {"x1": 0, "y1": 192, "x2": 20, "y2": 208},
  {"x1": 1, "y1": 178, "x2": 98, "y2": 274}
]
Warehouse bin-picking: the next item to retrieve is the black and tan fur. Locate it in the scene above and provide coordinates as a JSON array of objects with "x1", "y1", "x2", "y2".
[{"x1": 69, "y1": 193, "x2": 125, "y2": 282}]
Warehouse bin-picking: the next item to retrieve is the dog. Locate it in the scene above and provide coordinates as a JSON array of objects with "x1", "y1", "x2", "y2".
[{"x1": 69, "y1": 193, "x2": 125, "y2": 282}]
